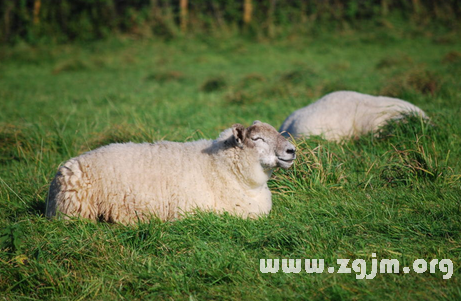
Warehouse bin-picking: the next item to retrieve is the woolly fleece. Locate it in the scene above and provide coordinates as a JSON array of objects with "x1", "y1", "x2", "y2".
[{"x1": 280, "y1": 91, "x2": 428, "y2": 141}]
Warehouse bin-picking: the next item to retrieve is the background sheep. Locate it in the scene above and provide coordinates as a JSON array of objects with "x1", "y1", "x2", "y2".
[
  {"x1": 46, "y1": 121, "x2": 296, "y2": 224},
  {"x1": 279, "y1": 91, "x2": 428, "y2": 141}
]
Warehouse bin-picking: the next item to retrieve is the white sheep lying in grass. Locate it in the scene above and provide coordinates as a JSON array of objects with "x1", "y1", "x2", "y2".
[
  {"x1": 46, "y1": 121, "x2": 296, "y2": 224},
  {"x1": 279, "y1": 91, "x2": 428, "y2": 141}
]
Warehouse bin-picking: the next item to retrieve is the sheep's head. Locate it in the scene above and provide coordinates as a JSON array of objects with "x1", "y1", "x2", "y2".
[{"x1": 232, "y1": 120, "x2": 296, "y2": 169}]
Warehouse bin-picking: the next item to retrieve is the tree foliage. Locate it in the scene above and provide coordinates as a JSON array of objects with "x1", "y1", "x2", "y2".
[{"x1": 1, "y1": 0, "x2": 460, "y2": 43}]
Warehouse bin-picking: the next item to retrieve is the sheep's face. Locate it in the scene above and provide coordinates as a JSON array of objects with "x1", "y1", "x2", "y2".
[{"x1": 232, "y1": 121, "x2": 296, "y2": 170}]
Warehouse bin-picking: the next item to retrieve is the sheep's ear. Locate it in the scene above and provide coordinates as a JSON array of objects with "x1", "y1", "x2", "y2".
[
  {"x1": 232, "y1": 123, "x2": 247, "y2": 148},
  {"x1": 252, "y1": 120, "x2": 262, "y2": 125}
]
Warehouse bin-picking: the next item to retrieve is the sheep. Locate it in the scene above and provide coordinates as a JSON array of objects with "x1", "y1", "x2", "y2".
[
  {"x1": 46, "y1": 121, "x2": 296, "y2": 224},
  {"x1": 279, "y1": 91, "x2": 428, "y2": 141}
]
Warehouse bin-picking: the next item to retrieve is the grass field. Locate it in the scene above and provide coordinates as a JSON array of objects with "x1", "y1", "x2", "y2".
[{"x1": 1, "y1": 28, "x2": 460, "y2": 300}]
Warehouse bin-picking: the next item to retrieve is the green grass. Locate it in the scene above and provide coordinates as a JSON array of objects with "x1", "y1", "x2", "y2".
[{"x1": 0, "y1": 29, "x2": 460, "y2": 300}]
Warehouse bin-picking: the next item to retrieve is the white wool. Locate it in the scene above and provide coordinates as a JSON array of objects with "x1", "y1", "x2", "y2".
[
  {"x1": 279, "y1": 91, "x2": 428, "y2": 141},
  {"x1": 46, "y1": 121, "x2": 296, "y2": 224}
]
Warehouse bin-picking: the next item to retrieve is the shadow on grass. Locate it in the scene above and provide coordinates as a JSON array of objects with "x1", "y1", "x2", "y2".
[{"x1": 28, "y1": 198, "x2": 46, "y2": 217}]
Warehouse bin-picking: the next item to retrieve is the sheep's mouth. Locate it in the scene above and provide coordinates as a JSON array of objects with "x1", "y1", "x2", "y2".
[{"x1": 277, "y1": 157, "x2": 295, "y2": 168}]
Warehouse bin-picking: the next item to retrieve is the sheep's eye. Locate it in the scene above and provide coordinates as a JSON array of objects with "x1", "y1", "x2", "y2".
[{"x1": 251, "y1": 137, "x2": 264, "y2": 142}]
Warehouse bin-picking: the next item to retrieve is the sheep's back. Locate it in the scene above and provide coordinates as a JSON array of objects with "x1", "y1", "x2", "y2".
[{"x1": 280, "y1": 91, "x2": 427, "y2": 140}]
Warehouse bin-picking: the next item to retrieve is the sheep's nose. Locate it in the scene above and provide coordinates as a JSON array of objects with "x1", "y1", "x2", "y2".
[{"x1": 286, "y1": 147, "x2": 296, "y2": 156}]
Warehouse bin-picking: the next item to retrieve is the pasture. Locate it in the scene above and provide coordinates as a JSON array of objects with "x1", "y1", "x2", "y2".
[{"x1": 0, "y1": 29, "x2": 460, "y2": 299}]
